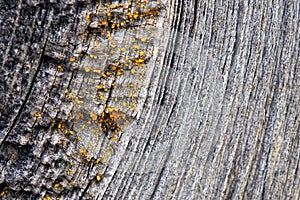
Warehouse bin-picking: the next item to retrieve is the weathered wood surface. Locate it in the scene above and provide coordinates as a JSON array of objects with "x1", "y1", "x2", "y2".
[{"x1": 0, "y1": 0, "x2": 299, "y2": 199}]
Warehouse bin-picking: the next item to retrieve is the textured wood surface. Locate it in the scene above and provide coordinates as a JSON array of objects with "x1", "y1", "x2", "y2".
[{"x1": 0, "y1": 0, "x2": 299, "y2": 199}]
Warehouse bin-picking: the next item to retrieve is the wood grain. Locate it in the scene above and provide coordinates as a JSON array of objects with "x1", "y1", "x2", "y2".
[{"x1": 0, "y1": 0, "x2": 299, "y2": 199}]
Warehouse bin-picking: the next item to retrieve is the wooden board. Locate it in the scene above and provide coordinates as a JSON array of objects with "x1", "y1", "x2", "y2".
[{"x1": 0, "y1": 0, "x2": 299, "y2": 199}]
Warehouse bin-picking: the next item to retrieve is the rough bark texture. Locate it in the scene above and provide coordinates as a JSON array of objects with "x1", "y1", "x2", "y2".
[{"x1": 0, "y1": 0, "x2": 299, "y2": 199}]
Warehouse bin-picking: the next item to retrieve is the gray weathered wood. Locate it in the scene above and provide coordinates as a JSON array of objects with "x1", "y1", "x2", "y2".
[{"x1": 0, "y1": 0, "x2": 299, "y2": 199}]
